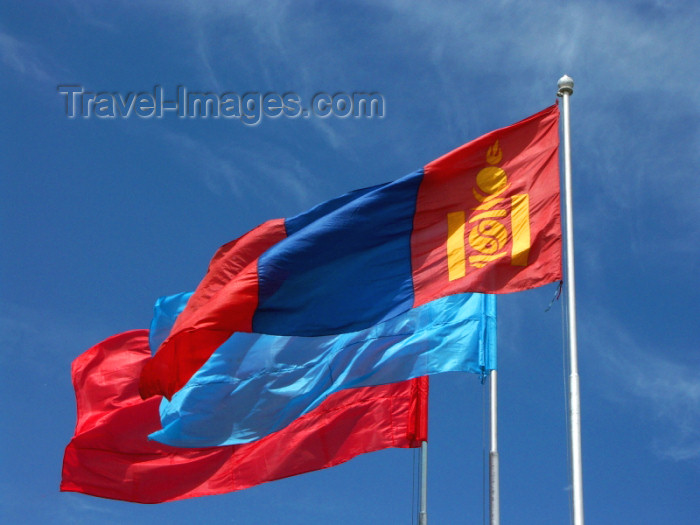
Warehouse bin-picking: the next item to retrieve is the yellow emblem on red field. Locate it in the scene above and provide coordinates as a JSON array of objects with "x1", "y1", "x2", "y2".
[{"x1": 446, "y1": 140, "x2": 531, "y2": 281}]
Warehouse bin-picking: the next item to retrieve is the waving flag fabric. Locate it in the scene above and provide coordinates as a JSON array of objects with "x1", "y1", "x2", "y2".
[
  {"x1": 140, "y1": 105, "x2": 559, "y2": 400},
  {"x1": 148, "y1": 291, "x2": 494, "y2": 447},
  {"x1": 61, "y1": 331, "x2": 427, "y2": 503}
]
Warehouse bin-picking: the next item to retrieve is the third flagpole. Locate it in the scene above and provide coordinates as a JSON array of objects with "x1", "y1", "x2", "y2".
[
  {"x1": 557, "y1": 74, "x2": 585, "y2": 525},
  {"x1": 419, "y1": 441, "x2": 428, "y2": 525},
  {"x1": 489, "y1": 369, "x2": 500, "y2": 525}
]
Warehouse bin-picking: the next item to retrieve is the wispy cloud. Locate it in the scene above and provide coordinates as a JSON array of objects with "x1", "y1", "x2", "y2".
[
  {"x1": 66, "y1": 0, "x2": 119, "y2": 33},
  {"x1": 0, "y1": 302, "x2": 109, "y2": 383},
  {"x1": 0, "y1": 30, "x2": 55, "y2": 84},
  {"x1": 162, "y1": 131, "x2": 249, "y2": 199},
  {"x1": 188, "y1": 8, "x2": 223, "y2": 92},
  {"x1": 161, "y1": 130, "x2": 317, "y2": 211},
  {"x1": 583, "y1": 313, "x2": 700, "y2": 461},
  {"x1": 615, "y1": 349, "x2": 700, "y2": 462},
  {"x1": 57, "y1": 493, "x2": 123, "y2": 525}
]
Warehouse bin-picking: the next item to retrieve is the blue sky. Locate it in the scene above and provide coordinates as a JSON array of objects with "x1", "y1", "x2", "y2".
[{"x1": 1, "y1": 1, "x2": 698, "y2": 523}]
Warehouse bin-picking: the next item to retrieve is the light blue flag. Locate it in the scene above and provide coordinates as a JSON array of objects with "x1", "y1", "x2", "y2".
[{"x1": 149, "y1": 292, "x2": 496, "y2": 447}]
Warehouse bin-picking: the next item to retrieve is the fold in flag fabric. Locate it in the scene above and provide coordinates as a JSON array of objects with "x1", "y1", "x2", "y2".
[
  {"x1": 140, "y1": 104, "x2": 558, "y2": 400},
  {"x1": 148, "y1": 291, "x2": 494, "y2": 447},
  {"x1": 61, "y1": 331, "x2": 428, "y2": 504}
]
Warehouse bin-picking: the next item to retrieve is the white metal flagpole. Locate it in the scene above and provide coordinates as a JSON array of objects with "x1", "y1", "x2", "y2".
[
  {"x1": 489, "y1": 369, "x2": 500, "y2": 525},
  {"x1": 557, "y1": 74, "x2": 585, "y2": 525},
  {"x1": 419, "y1": 441, "x2": 428, "y2": 525}
]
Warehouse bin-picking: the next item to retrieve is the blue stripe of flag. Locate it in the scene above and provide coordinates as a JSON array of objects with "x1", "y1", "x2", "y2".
[{"x1": 149, "y1": 291, "x2": 495, "y2": 447}]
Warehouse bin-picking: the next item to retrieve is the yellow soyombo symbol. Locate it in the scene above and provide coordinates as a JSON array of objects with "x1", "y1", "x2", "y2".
[{"x1": 446, "y1": 140, "x2": 531, "y2": 281}]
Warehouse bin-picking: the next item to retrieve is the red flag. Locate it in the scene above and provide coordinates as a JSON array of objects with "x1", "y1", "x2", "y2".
[
  {"x1": 411, "y1": 104, "x2": 561, "y2": 305},
  {"x1": 61, "y1": 330, "x2": 427, "y2": 503}
]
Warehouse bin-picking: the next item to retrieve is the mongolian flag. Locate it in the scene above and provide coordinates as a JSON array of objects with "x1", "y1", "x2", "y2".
[
  {"x1": 140, "y1": 105, "x2": 560, "y2": 400},
  {"x1": 61, "y1": 331, "x2": 427, "y2": 503}
]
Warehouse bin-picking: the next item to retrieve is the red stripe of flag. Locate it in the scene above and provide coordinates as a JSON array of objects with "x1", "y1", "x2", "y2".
[{"x1": 62, "y1": 330, "x2": 427, "y2": 503}]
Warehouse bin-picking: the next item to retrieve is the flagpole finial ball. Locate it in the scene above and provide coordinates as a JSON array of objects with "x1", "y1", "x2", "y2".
[{"x1": 557, "y1": 75, "x2": 574, "y2": 96}]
